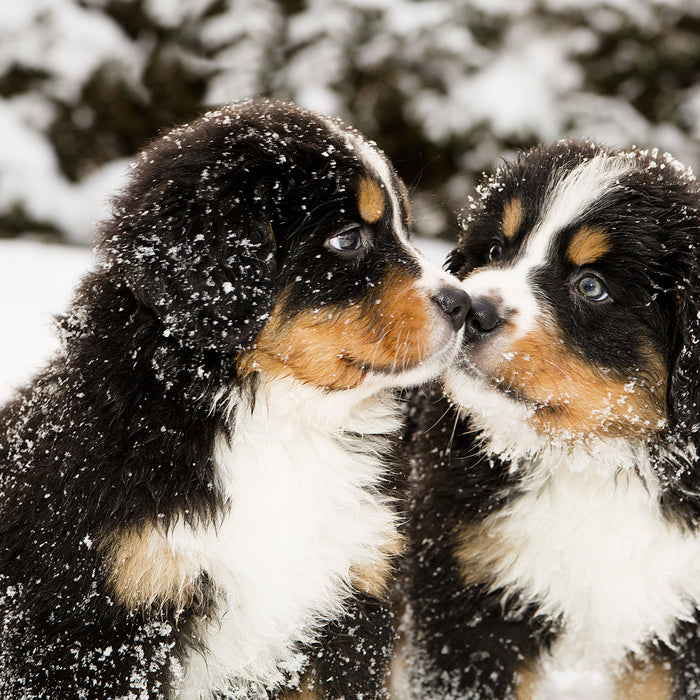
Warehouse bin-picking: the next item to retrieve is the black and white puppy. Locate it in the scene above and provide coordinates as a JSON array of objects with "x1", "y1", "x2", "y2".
[
  {"x1": 400, "y1": 140, "x2": 700, "y2": 699},
  {"x1": 0, "y1": 99, "x2": 469, "y2": 699}
]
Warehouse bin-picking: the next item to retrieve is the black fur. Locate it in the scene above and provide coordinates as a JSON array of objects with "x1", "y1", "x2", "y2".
[
  {"x1": 401, "y1": 141, "x2": 700, "y2": 698},
  {"x1": 400, "y1": 387, "x2": 559, "y2": 699},
  {"x1": 0, "y1": 98, "x2": 455, "y2": 699}
]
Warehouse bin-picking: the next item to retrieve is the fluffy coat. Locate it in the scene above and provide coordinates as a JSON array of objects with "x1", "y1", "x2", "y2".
[
  {"x1": 0, "y1": 99, "x2": 467, "y2": 699},
  {"x1": 400, "y1": 141, "x2": 700, "y2": 699}
]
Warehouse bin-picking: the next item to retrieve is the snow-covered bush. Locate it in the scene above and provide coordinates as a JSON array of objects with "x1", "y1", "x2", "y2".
[{"x1": 2, "y1": 0, "x2": 700, "y2": 243}]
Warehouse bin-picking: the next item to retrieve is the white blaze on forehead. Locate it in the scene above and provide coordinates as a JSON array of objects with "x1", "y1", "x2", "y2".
[
  {"x1": 522, "y1": 152, "x2": 635, "y2": 268},
  {"x1": 461, "y1": 153, "x2": 637, "y2": 337},
  {"x1": 321, "y1": 114, "x2": 452, "y2": 285},
  {"x1": 320, "y1": 115, "x2": 408, "y2": 245}
]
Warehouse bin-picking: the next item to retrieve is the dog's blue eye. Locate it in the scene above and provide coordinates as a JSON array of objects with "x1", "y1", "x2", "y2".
[
  {"x1": 488, "y1": 242, "x2": 503, "y2": 261},
  {"x1": 327, "y1": 226, "x2": 364, "y2": 252},
  {"x1": 577, "y1": 275, "x2": 609, "y2": 301}
]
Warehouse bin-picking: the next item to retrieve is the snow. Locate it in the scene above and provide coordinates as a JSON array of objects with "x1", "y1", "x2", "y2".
[
  {"x1": 3, "y1": 0, "x2": 700, "y2": 243},
  {"x1": 412, "y1": 23, "x2": 587, "y2": 144},
  {"x1": 0, "y1": 101, "x2": 131, "y2": 243},
  {"x1": 0, "y1": 2, "x2": 135, "y2": 101},
  {"x1": 0, "y1": 240, "x2": 92, "y2": 403}
]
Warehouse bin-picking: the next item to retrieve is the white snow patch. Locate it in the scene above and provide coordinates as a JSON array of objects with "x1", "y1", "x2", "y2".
[
  {"x1": 0, "y1": 240, "x2": 91, "y2": 403},
  {"x1": 0, "y1": 102, "x2": 130, "y2": 243}
]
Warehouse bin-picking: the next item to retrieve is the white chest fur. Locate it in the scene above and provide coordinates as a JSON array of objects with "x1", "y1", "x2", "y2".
[
  {"x1": 170, "y1": 379, "x2": 402, "y2": 698},
  {"x1": 484, "y1": 441, "x2": 700, "y2": 674}
]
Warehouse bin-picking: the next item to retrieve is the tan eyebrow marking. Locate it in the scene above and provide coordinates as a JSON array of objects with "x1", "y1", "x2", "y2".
[
  {"x1": 502, "y1": 197, "x2": 524, "y2": 240},
  {"x1": 567, "y1": 225, "x2": 611, "y2": 266},
  {"x1": 357, "y1": 176, "x2": 385, "y2": 224}
]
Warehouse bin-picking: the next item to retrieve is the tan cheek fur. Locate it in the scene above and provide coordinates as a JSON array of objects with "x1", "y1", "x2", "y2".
[
  {"x1": 100, "y1": 525, "x2": 200, "y2": 611},
  {"x1": 240, "y1": 272, "x2": 436, "y2": 390},
  {"x1": 479, "y1": 318, "x2": 667, "y2": 439}
]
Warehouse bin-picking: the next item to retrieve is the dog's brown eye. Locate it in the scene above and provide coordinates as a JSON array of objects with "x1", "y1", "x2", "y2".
[
  {"x1": 488, "y1": 242, "x2": 503, "y2": 261},
  {"x1": 577, "y1": 275, "x2": 609, "y2": 301},
  {"x1": 327, "y1": 226, "x2": 365, "y2": 252}
]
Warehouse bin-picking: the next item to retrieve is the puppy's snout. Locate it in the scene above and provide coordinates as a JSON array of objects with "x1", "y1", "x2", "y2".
[
  {"x1": 464, "y1": 296, "x2": 501, "y2": 341},
  {"x1": 433, "y1": 287, "x2": 471, "y2": 331}
]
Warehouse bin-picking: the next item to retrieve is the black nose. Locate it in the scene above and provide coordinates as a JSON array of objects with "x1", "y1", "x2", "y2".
[
  {"x1": 464, "y1": 296, "x2": 501, "y2": 341},
  {"x1": 433, "y1": 287, "x2": 471, "y2": 331}
]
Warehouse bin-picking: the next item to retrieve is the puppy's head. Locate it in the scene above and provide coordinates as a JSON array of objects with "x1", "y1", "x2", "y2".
[
  {"x1": 445, "y1": 141, "x2": 700, "y2": 444},
  {"x1": 99, "y1": 99, "x2": 466, "y2": 393}
]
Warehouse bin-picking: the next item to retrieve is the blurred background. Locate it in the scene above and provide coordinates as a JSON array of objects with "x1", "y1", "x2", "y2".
[{"x1": 2, "y1": 0, "x2": 700, "y2": 245}]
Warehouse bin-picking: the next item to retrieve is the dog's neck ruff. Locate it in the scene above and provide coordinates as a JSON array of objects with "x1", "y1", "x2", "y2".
[
  {"x1": 490, "y1": 451, "x2": 700, "y2": 676},
  {"x1": 447, "y1": 371, "x2": 700, "y2": 679},
  {"x1": 172, "y1": 376, "x2": 402, "y2": 698}
]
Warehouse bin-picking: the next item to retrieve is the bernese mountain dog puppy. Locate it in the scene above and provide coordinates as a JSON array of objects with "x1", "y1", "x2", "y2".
[
  {"x1": 0, "y1": 98, "x2": 469, "y2": 699},
  {"x1": 400, "y1": 140, "x2": 700, "y2": 699}
]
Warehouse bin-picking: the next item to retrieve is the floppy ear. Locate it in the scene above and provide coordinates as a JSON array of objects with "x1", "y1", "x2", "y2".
[
  {"x1": 656, "y1": 270, "x2": 700, "y2": 523},
  {"x1": 101, "y1": 165, "x2": 278, "y2": 357},
  {"x1": 667, "y1": 278, "x2": 700, "y2": 435}
]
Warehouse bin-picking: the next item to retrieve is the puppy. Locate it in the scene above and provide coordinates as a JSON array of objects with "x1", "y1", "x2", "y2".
[
  {"x1": 0, "y1": 99, "x2": 469, "y2": 699},
  {"x1": 400, "y1": 140, "x2": 700, "y2": 698}
]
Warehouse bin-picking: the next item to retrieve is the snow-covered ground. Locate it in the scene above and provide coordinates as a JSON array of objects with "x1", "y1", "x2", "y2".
[{"x1": 0, "y1": 240, "x2": 92, "y2": 403}]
